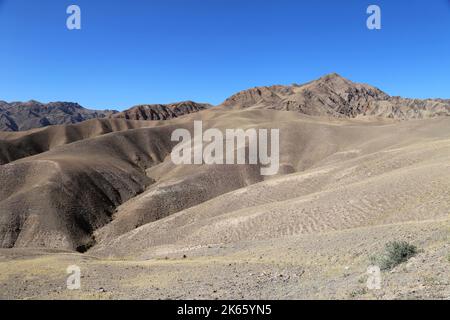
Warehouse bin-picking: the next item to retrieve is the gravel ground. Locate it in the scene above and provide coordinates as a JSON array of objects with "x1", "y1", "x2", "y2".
[{"x1": 1, "y1": 219, "x2": 448, "y2": 300}]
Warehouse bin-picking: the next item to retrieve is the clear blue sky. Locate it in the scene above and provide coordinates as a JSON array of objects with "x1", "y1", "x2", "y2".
[{"x1": 1, "y1": 0, "x2": 449, "y2": 110}]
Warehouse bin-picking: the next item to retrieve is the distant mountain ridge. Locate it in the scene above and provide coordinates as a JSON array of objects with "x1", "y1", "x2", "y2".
[
  {"x1": 0, "y1": 100, "x2": 117, "y2": 131},
  {"x1": 0, "y1": 100, "x2": 211, "y2": 132},
  {"x1": 220, "y1": 73, "x2": 450, "y2": 119},
  {"x1": 111, "y1": 101, "x2": 212, "y2": 121}
]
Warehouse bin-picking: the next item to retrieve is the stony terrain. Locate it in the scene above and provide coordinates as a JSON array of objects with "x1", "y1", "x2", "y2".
[
  {"x1": 0, "y1": 218, "x2": 448, "y2": 299},
  {"x1": 0, "y1": 74, "x2": 449, "y2": 299}
]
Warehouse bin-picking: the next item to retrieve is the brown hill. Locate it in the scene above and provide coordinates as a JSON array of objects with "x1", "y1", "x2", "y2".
[
  {"x1": 0, "y1": 123, "x2": 178, "y2": 251},
  {"x1": 0, "y1": 118, "x2": 157, "y2": 165}
]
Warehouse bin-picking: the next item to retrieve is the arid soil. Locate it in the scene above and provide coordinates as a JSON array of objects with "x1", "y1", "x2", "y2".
[{"x1": 1, "y1": 219, "x2": 448, "y2": 299}]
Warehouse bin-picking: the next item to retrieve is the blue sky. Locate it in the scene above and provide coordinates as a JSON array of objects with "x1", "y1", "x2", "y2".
[{"x1": 0, "y1": 0, "x2": 449, "y2": 110}]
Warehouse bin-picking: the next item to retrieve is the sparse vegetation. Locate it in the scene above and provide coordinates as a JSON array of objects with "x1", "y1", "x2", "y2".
[
  {"x1": 370, "y1": 241, "x2": 418, "y2": 270},
  {"x1": 349, "y1": 287, "x2": 367, "y2": 298}
]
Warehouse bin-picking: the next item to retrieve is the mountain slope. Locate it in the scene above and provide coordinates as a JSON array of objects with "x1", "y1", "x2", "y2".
[
  {"x1": 0, "y1": 123, "x2": 179, "y2": 251},
  {"x1": 0, "y1": 109, "x2": 270, "y2": 251},
  {"x1": 220, "y1": 73, "x2": 450, "y2": 119},
  {"x1": 0, "y1": 100, "x2": 117, "y2": 132}
]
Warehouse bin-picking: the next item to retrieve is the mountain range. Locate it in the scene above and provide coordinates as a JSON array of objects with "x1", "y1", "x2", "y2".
[
  {"x1": 2, "y1": 73, "x2": 450, "y2": 132},
  {"x1": 1, "y1": 73, "x2": 450, "y2": 299},
  {"x1": 0, "y1": 100, "x2": 117, "y2": 131}
]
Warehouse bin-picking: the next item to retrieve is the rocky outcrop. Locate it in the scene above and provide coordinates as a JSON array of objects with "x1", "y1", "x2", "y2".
[
  {"x1": 220, "y1": 73, "x2": 450, "y2": 119},
  {"x1": 112, "y1": 101, "x2": 211, "y2": 121}
]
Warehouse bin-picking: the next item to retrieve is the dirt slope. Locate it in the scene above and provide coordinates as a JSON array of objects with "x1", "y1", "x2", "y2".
[
  {"x1": 0, "y1": 118, "x2": 157, "y2": 165},
  {"x1": 0, "y1": 124, "x2": 179, "y2": 250},
  {"x1": 91, "y1": 113, "x2": 450, "y2": 258},
  {"x1": 2, "y1": 107, "x2": 450, "y2": 255}
]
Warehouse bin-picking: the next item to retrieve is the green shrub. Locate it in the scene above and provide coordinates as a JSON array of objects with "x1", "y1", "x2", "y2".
[{"x1": 370, "y1": 241, "x2": 418, "y2": 270}]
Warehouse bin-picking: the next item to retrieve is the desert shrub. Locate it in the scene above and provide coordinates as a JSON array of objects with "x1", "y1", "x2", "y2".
[
  {"x1": 349, "y1": 287, "x2": 367, "y2": 298},
  {"x1": 370, "y1": 241, "x2": 418, "y2": 270}
]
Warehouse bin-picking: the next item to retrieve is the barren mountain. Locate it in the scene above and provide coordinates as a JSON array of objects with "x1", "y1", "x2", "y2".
[
  {"x1": 2, "y1": 74, "x2": 448, "y2": 133},
  {"x1": 220, "y1": 73, "x2": 450, "y2": 119},
  {"x1": 2, "y1": 106, "x2": 450, "y2": 254},
  {"x1": 1, "y1": 74, "x2": 450, "y2": 299},
  {"x1": 0, "y1": 100, "x2": 117, "y2": 132},
  {"x1": 112, "y1": 101, "x2": 211, "y2": 121},
  {"x1": 1, "y1": 108, "x2": 449, "y2": 299}
]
